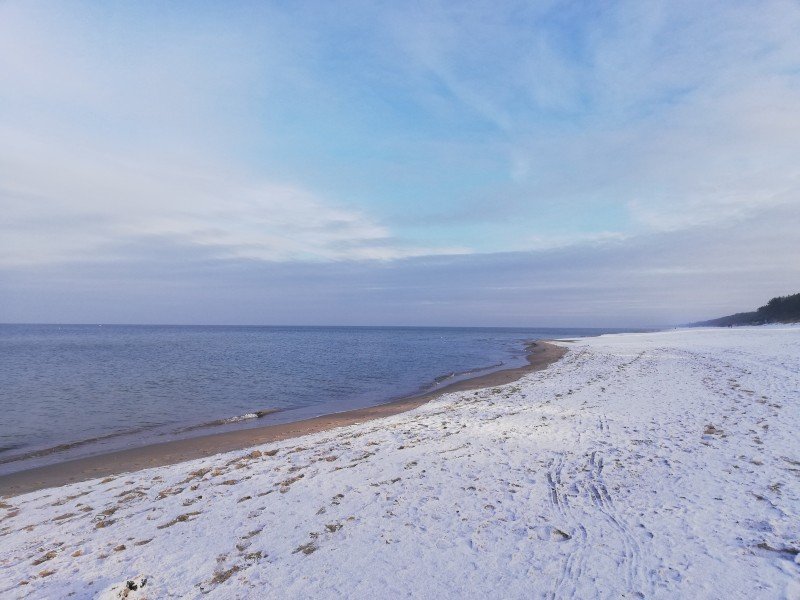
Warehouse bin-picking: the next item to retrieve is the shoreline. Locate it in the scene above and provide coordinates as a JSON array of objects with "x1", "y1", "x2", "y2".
[{"x1": 0, "y1": 341, "x2": 567, "y2": 497}]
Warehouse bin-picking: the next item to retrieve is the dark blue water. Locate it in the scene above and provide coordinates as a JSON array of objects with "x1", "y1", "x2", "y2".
[{"x1": 0, "y1": 324, "x2": 629, "y2": 473}]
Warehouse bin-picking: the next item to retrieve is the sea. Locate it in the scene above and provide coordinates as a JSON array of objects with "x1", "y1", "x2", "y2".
[{"x1": 0, "y1": 324, "x2": 635, "y2": 474}]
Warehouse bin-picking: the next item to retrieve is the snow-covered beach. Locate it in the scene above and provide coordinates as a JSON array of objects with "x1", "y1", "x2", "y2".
[{"x1": 1, "y1": 326, "x2": 798, "y2": 598}]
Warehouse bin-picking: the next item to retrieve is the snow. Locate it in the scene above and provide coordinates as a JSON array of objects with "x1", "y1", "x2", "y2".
[{"x1": 1, "y1": 326, "x2": 799, "y2": 599}]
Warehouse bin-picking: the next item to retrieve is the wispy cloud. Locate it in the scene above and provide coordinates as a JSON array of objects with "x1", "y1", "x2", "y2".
[
  {"x1": 0, "y1": 128, "x2": 469, "y2": 265},
  {"x1": 1, "y1": 0, "x2": 799, "y2": 324},
  {"x1": 375, "y1": 1, "x2": 800, "y2": 235},
  {"x1": 0, "y1": 3, "x2": 468, "y2": 265}
]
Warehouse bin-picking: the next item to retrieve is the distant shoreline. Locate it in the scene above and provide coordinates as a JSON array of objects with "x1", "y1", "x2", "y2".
[{"x1": 0, "y1": 341, "x2": 567, "y2": 497}]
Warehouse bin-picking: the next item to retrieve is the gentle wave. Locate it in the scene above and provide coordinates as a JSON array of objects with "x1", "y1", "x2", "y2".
[
  {"x1": 0, "y1": 409, "x2": 280, "y2": 466},
  {"x1": 175, "y1": 409, "x2": 280, "y2": 433},
  {"x1": 0, "y1": 427, "x2": 151, "y2": 465},
  {"x1": 427, "y1": 361, "x2": 505, "y2": 387}
]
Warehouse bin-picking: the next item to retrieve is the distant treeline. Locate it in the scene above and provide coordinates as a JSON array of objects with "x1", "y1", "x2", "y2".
[{"x1": 689, "y1": 292, "x2": 800, "y2": 327}]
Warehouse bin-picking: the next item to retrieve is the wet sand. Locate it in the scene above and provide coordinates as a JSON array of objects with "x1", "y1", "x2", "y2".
[{"x1": 0, "y1": 341, "x2": 566, "y2": 497}]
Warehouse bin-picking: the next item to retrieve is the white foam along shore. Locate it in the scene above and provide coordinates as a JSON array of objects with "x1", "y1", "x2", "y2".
[{"x1": 1, "y1": 326, "x2": 799, "y2": 599}]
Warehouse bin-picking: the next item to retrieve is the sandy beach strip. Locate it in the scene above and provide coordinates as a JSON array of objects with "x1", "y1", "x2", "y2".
[{"x1": 0, "y1": 341, "x2": 566, "y2": 498}]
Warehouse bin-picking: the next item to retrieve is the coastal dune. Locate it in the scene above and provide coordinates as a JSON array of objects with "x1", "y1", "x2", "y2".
[{"x1": 1, "y1": 327, "x2": 798, "y2": 598}]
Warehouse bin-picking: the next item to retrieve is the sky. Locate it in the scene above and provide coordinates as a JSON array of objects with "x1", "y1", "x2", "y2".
[{"x1": 1, "y1": 0, "x2": 799, "y2": 327}]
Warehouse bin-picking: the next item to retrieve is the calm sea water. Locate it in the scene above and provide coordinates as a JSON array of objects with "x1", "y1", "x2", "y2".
[{"x1": 0, "y1": 324, "x2": 631, "y2": 473}]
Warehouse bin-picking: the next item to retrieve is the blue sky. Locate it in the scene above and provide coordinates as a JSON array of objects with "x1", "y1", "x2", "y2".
[{"x1": 1, "y1": 0, "x2": 799, "y2": 326}]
